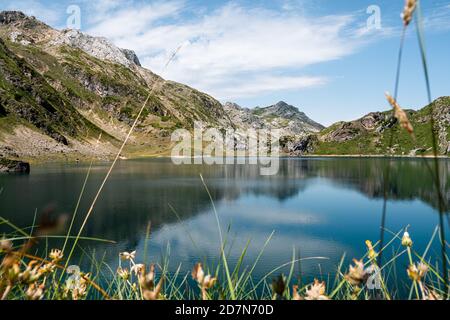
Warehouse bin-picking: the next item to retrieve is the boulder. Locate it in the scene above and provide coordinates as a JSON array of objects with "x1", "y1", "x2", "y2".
[{"x1": 0, "y1": 158, "x2": 30, "y2": 173}]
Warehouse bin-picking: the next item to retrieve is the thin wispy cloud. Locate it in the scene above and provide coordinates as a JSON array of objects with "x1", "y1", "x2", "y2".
[{"x1": 85, "y1": 1, "x2": 371, "y2": 99}]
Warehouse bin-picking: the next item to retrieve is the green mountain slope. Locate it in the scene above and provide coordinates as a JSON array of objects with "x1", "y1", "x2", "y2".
[
  {"x1": 309, "y1": 97, "x2": 450, "y2": 156},
  {"x1": 0, "y1": 11, "x2": 234, "y2": 161}
]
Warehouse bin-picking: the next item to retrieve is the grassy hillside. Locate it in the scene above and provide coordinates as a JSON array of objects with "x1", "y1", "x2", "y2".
[
  {"x1": 312, "y1": 97, "x2": 450, "y2": 156},
  {"x1": 0, "y1": 12, "x2": 233, "y2": 161}
]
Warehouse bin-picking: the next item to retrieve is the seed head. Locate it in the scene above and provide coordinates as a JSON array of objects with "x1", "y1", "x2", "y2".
[
  {"x1": 49, "y1": 249, "x2": 63, "y2": 263},
  {"x1": 292, "y1": 285, "x2": 302, "y2": 300},
  {"x1": 407, "y1": 262, "x2": 428, "y2": 282},
  {"x1": 365, "y1": 240, "x2": 378, "y2": 261},
  {"x1": 401, "y1": 231, "x2": 413, "y2": 247},
  {"x1": 304, "y1": 279, "x2": 329, "y2": 300},
  {"x1": 117, "y1": 267, "x2": 130, "y2": 281},
  {"x1": 402, "y1": 0, "x2": 417, "y2": 26},
  {"x1": 119, "y1": 250, "x2": 136, "y2": 261},
  {"x1": 26, "y1": 283, "x2": 45, "y2": 300},
  {"x1": 385, "y1": 92, "x2": 414, "y2": 136},
  {"x1": 345, "y1": 259, "x2": 369, "y2": 287}
]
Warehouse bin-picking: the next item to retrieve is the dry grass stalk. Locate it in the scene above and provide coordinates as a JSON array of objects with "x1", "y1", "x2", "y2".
[{"x1": 385, "y1": 92, "x2": 414, "y2": 136}]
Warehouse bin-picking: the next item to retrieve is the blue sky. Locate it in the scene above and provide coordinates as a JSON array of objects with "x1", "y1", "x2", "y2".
[{"x1": 1, "y1": 0, "x2": 450, "y2": 125}]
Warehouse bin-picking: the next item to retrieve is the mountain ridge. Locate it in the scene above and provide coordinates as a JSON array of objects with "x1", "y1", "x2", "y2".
[
  {"x1": 0, "y1": 11, "x2": 326, "y2": 162},
  {"x1": 0, "y1": 11, "x2": 448, "y2": 163}
]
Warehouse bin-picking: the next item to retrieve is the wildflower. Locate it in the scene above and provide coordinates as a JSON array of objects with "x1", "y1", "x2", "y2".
[
  {"x1": 345, "y1": 259, "x2": 369, "y2": 287},
  {"x1": 39, "y1": 262, "x2": 56, "y2": 275},
  {"x1": 407, "y1": 262, "x2": 428, "y2": 282},
  {"x1": 365, "y1": 240, "x2": 378, "y2": 261},
  {"x1": 117, "y1": 267, "x2": 130, "y2": 281},
  {"x1": 49, "y1": 249, "x2": 63, "y2": 263},
  {"x1": 65, "y1": 267, "x2": 89, "y2": 300},
  {"x1": 304, "y1": 279, "x2": 329, "y2": 300},
  {"x1": 401, "y1": 231, "x2": 413, "y2": 247},
  {"x1": 131, "y1": 263, "x2": 145, "y2": 276},
  {"x1": 292, "y1": 285, "x2": 302, "y2": 301},
  {"x1": 385, "y1": 93, "x2": 414, "y2": 136},
  {"x1": 401, "y1": 0, "x2": 417, "y2": 26},
  {"x1": 119, "y1": 250, "x2": 136, "y2": 261},
  {"x1": 19, "y1": 260, "x2": 41, "y2": 283},
  {"x1": 192, "y1": 262, "x2": 205, "y2": 284},
  {"x1": 71, "y1": 273, "x2": 89, "y2": 300},
  {"x1": 192, "y1": 263, "x2": 217, "y2": 300},
  {"x1": 26, "y1": 283, "x2": 45, "y2": 300}
]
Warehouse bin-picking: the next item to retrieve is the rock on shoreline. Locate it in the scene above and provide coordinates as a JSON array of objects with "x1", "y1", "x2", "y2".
[{"x1": 0, "y1": 158, "x2": 30, "y2": 173}]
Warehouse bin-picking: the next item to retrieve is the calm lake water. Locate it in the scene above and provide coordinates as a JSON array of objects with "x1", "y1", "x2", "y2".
[{"x1": 1, "y1": 158, "x2": 449, "y2": 294}]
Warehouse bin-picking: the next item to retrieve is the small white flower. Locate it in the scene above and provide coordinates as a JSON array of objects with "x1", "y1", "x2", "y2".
[{"x1": 119, "y1": 250, "x2": 136, "y2": 261}]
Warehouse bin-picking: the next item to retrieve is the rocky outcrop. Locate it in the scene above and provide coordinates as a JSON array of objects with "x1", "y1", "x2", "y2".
[
  {"x1": 0, "y1": 158, "x2": 30, "y2": 173},
  {"x1": 0, "y1": 11, "x2": 39, "y2": 27},
  {"x1": 50, "y1": 29, "x2": 141, "y2": 68},
  {"x1": 282, "y1": 134, "x2": 318, "y2": 155},
  {"x1": 223, "y1": 102, "x2": 264, "y2": 130},
  {"x1": 431, "y1": 97, "x2": 450, "y2": 154},
  {"x1": 223, "y1": 101, "x2": 323, "y2": 136},
  {"x1": 307, "y1": 97, "x2": 450, "y2": 156}
]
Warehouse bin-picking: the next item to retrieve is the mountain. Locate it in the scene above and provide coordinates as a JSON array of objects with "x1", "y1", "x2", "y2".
[
  {"x1": 0, "y1": 11, "x2": 236, "y2": 161},
  {"x1": 223, "y1": 101, "x2": 324, "y2": 135},
  {"x1": 0, "y1": 11, "x2": 448, "y2": 163},
  {"x1": 292, "y1": 97, "x2": 450, "y2": 156}
]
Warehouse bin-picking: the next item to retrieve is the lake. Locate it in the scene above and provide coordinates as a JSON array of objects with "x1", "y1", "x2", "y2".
[{"x1": 1, "y1": 158, "x2": 448, "y2": 295}]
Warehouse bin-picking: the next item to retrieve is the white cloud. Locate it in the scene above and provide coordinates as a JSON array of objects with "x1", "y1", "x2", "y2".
[
  {"x1": 85, "y1": 2, "x2": 366, "y2": 100},
  {"x1": 87, "y1": 1, "x2": 184, "y2": 37}
]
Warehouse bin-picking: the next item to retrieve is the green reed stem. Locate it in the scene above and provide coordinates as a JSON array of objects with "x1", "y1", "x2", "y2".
[
  {"x1": 200, "y1": 174, "x2": 236, "y2": 300},
  {"x1": 415, "y1": 0, "x2": 448, "y2": 296}
]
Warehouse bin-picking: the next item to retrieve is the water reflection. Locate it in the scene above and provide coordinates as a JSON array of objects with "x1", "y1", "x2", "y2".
[{"x1": 0, "y1": 158, "x2": 448, "y2": 283}]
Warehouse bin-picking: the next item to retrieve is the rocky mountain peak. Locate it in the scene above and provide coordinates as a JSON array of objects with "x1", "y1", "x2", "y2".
[
  {"x1": 265, "y1": 101, "x2": 302, "y2": 117},
  {"x1": 0, "y1": 11, "x2": 47, "y2": 29},
  {"x1": 50, "y1": 29, "x2": 141, "y2": 68},
  {"x1": 224, "y1": 102, "x2": 246, "y2": 111}
]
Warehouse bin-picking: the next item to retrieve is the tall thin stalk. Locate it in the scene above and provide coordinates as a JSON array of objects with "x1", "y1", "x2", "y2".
[
  {"x1": 378, "y1": 27, "x2": 407, "y2": 267},
  {"x1": 63, "y1": 47, "x2": 183, "y2": 273},
  {"x1": 414, "y1": 0, "x2": 448, "y2": 296}
]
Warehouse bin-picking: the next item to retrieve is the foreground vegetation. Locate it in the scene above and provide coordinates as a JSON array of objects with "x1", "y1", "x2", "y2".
[{"x1": 0, "y1": 220, "x2": 448, "y2": 300}]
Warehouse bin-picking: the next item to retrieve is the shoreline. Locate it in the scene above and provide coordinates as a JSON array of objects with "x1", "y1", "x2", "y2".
[{"x1": 4, "y1": 153, "x2": 449, "y2": 168}]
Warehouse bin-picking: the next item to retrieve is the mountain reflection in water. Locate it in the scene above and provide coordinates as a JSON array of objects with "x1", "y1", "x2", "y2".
[{"x1": 0, "y1": 158, "x2": 448, "y2": 286}]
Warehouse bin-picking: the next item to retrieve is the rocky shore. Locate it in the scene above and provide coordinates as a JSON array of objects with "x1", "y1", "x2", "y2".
[{"x1": 0, "y1": 158, "x2": 30, "y2": 173}]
